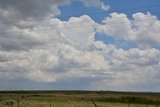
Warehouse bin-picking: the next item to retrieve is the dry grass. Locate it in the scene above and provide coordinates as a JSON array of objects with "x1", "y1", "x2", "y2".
[
  {"x1": 0, "y1": 100, "x2": 160, "y2": 107},
  {"x1": 0, "y1": 91, "x2": 159, "y2": 107}
]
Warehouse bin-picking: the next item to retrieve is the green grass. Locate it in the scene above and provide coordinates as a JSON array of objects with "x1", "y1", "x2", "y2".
[{"x1": 96, "y1": 96, "x2": 160, "y2": 105}]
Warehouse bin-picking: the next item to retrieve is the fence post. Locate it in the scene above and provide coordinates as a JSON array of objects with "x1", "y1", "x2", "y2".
[
  {"x1": 91, "y1": 100, "x2": 97, "y2": 107},
  {"x1": 17, "y1": 98, "x2": 20, "y2": 107},
  {"x1": 50, "y1": 100, "x2": 51, "y2": 107},
  {"x1": 128, "y1": 103, "x2": 130, "y2": 107}
]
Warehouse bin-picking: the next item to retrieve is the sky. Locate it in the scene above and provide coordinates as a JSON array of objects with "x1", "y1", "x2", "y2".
[{"x1": 0, "y1": 0, "x2": 160, "y2": 92}]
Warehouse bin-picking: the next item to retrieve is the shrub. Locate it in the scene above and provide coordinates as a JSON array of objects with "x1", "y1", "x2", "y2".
[
  {"x1": 5, "y1": 99, "x2": 15, "y2": 105},
  {"x1": 96, "y1": 96, "x2": 160, "y2": 105}
]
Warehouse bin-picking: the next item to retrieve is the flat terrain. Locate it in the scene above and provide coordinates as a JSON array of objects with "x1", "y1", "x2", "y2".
[{"x1": 0, "y1": 91, "x2": 160, "y2": 107}]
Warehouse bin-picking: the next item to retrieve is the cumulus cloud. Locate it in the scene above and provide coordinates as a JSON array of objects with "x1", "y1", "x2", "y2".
[
  {"x1": 0, "y1": 0, "x2": 109, "y2": 28},
  {"x1": 1, "y1": 13, "x2": 160, "y2": 91},
  {"x1": 0, "y1": 14, "x2": 109, "y2": 83},
  {"x1": 0, "y1": 0, "x2": 70, "y2": 21},
  {"x1": 111, "y1": 48, "x2": 160, "y2": 67},
  {"x1": 79, "y1": 0, "x2": 110, "y2": 11},
  {"x1": 97, "y1": 12, "x2": 160, "y2": 49},
  {"x1": 1, "y1": 13, "x2": 160, "y2": 90},
  {"x1": 0, "y1": 0, "x2": 160, "y2": 91}
]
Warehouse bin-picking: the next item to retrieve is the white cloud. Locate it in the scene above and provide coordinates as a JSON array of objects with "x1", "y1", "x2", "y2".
[
  {"x1": 97, "y1": 12, "x2": 160, "y2": 49},
  {"x1": 133, "y1": 12, "x2": 160, "y2": 49},
  {"x1": 80, "y1": 0, "x2": 110, "y2": 11},
  {"x1": 111, "y1": 48, "x2": 160, "y2": 67},
  {"x1": 0, "y1": 1, "x2": 160, "y2": 91},
  {"x1": 0, "y1": 15, "x2": 109, "y2": 83},
  {"x1": 97, "y1": 12, "x2": 135, "y2": 41},
  {"x1": 58, "y1": 44, "x2": 108, "y2": 70},
  {"x1": 49, "y1": 15, "x2": 96, "y2": 48}
]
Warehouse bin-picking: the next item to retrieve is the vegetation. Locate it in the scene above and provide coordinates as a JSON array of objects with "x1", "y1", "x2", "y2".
[
  {"x1": 96, "y1": 96, "x2": 160, "y2": 105},
  {"x1": 0, "y1": 91, "x2": 159, "y2": 107},
  {"x1": 5, "y1": 99, "x2": 15, "y2": 105}
]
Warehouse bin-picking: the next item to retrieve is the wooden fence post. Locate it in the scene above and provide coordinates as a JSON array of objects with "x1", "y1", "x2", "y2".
[
  {"x1": 17, "y1": 98, "x2": 20, "y2": 107},
  {"x1": 50, "y1": 100, "x2": 51, "y2": 107},
  {"x1": 91, "y1": 100, "x2": 98, "y2": 107},
  {"x1": 128, "y1": 103, "x2": 130, "y2": 107}
]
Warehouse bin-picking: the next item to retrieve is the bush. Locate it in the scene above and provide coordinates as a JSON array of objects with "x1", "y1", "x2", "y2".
[
  {"x1": 96, "y1": 96, "x2": 160, "y2": 105},
  {"x1": 5, "y1": 99, "x2": 15, "y2": 105}
]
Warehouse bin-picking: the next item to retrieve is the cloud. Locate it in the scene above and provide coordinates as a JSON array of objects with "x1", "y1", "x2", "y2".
[
  {"x1": 0, "y1": 0, "x2": 110, "y2": 28},
  {"x1": 97, "y1": 12, "x2": 160, "y2": 49},
  {"x1": 50, "y1": 15, "x2": 96, "y2": 48},
  {"x1": 0, "y1": 15, "x2": 109, "y2": 83},
  {"x1": 0, "y1": 0, "x2": 70, "y2": 21},
  {"x1": 0, "y1": 28, "x2": 45, "y2": 51},
  {"x1": 79, "y1": 0, "x2": 110, "y2": 11},
  {"x1": 0, "y1": 0, "x2": 159, "y2": 91},
  {"x1": 111, "y1": 48, "x2": 160, "y2": 67}
]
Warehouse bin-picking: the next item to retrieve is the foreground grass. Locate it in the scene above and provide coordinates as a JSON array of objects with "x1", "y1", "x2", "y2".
[
  {"x1": 0, "y1": 91, "x2": 159, "y2": 107},
  {"x1": 0, "y1": 100, "x2": 159, "y2": 107}
]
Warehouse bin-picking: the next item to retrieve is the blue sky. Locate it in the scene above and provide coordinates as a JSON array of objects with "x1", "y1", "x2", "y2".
[
  {"x1": 58, "y1": 0, "x2": 160, "y2": 21},
  {"x1": 0, "y1": 0, "x2": 160, "y2": 91}
]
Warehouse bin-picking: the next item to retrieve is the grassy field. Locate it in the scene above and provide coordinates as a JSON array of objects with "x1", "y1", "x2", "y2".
[{"x1": 0, "y1": 91, "x2": 160, "y2": 107}]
